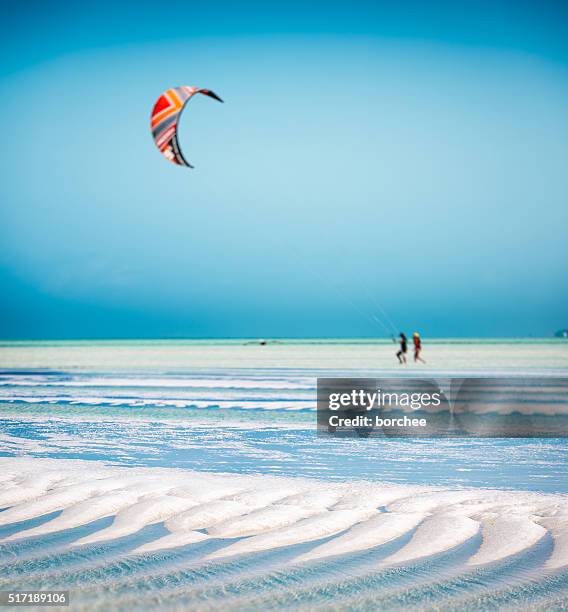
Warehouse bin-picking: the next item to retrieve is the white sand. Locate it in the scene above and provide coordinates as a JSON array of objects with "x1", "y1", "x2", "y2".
[
  {"x1": 381, "y1": 514, "x2": 480, "y2": 566},
  {"x1": 293, "y1": 512, "x2": 428, "y2": 563},
  {"x1": 467, "y1": 515, "x2": 547, "y2": 566},
  {"x1": 205, "y1": 507, "x2": 379, "y2": 560},
  {"x1": 1, "y1": 457, "x2": 566, "y2": 570}
]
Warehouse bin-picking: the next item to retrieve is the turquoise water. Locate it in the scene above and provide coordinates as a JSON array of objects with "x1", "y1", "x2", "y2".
[{"x1": 0, "y1": 340, "x2": 567, "y2": 610}]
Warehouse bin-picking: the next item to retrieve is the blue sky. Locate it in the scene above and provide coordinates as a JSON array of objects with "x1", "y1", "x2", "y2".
[{"x1": 1, "y1": 0, "x2": 567, "y2": 338}]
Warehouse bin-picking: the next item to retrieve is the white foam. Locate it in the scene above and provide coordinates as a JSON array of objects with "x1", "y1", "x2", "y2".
[
  {"x1": 0, "y1": 376, "x2": 313, "y2": 390},
  {"x1": 0, "y1": 395, "x2": 314, "y2": 411}
]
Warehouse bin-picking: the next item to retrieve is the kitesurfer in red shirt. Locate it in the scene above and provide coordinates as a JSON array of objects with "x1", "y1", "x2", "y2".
[{"x1": 413, "y1": 332, "x2": 425, "y2": 363}]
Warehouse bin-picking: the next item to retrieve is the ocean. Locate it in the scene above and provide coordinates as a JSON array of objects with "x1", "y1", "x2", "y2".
[{"x1": 0, "y1": 339, "x2": 567, "y2": 610}]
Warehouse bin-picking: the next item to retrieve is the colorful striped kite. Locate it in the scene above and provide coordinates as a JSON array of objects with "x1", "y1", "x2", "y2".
[{"x1": 150, "y1": 86, "x2": 223, "y2": 168}]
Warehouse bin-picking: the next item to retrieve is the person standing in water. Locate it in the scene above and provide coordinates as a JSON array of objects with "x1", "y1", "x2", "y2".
[
  {"x1": 396, "y1": 333, "x2": 408, "y2": 364},
  {"x1": 413, "y1": 332, "x2": 426, "y2": 363}
]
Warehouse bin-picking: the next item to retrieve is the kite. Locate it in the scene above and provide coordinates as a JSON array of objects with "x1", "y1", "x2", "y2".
[{"x1": 150, "y1": 86, "x2": 223, "y2": 168}]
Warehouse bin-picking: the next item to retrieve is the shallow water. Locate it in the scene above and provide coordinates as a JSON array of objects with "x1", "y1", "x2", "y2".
[{"x1": 1, "y1": 411, "x2": 567, "y2": 493}]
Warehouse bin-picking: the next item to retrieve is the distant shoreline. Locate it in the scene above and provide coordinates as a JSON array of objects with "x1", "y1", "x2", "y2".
[{"x1": 0, "y1": 337, "x2": 566, "y2": 346}]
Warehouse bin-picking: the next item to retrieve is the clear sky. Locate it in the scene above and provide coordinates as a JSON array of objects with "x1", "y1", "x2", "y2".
[{"x1": 1, "y1": 0, "x2": 567, "y2": 338}]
